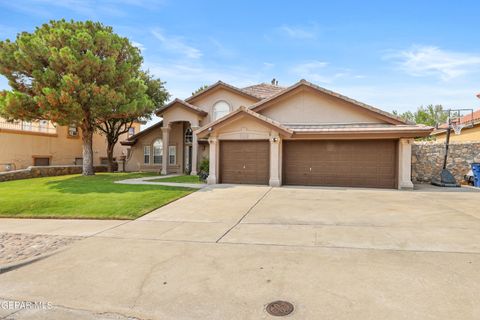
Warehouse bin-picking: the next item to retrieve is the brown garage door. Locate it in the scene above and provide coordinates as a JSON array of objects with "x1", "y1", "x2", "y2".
[
  {"x1": 283, "y1": 140, "x2": 397, "y2": 188},
  {"x1": 220, "y1": 140, "x2": 269, "y2": 184}
]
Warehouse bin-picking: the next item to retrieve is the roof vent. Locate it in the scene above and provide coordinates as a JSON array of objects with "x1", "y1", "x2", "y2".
[{"x1": 271, "y1": 78, "x2": 279, "y2": 86}]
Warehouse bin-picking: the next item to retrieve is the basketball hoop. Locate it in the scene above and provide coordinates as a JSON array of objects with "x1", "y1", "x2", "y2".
[{"x1": 452, "y1": 123, "x2": 465, "y2": 135}]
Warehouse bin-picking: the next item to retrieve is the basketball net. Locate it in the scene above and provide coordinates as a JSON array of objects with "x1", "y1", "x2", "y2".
[{"x1": 452, "y1": 123, "x2": 465, "y2": 135}]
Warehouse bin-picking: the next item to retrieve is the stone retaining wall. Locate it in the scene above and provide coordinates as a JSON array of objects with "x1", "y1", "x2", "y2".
[
  {"x1": 0, "y1": 165, "x2": 108, "y2": 182},
  {"x1": 412, "y1": 142, "x2": 480, "y2": 183}
]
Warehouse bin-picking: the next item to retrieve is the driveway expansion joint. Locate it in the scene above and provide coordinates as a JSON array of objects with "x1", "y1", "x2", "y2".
[{"x1": 215, "y1": 187, "x2": 273, "y2": 243}]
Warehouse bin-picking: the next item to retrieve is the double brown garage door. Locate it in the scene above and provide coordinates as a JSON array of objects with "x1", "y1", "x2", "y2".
[
  {"x1": 220, "y1": 140, "x2": 269, "y2": 184},
  {"x1": 283, "y1": 140, "x2": 397, "y2": 188},
  {"x1": 219, "y1": 139, "x2": 397, "y2": 188}
]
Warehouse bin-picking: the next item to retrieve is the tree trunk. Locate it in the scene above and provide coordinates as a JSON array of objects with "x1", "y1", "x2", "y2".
[
  {"x1": 81, "y1": 124, "x2": 95, "y2": 176},
  {"x1": 106, "y1": 141, "x2": 115, "y2": 173}
]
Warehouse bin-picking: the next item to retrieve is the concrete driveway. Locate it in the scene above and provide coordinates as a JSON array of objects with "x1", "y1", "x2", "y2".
[{"x1": 1, "y1": 185, "x2": 480, "y2": 319}]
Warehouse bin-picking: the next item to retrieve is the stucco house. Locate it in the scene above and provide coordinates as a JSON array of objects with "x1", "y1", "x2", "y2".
[
  {"x1": 122, "y1": 79, "x2": 433, "y2": 189},
  {"x1": 433, "y1": 109, "x2": 480, "y2": 142},
  {"x1": 0, "y1": 118, "x2": 140, "y2": 172}
]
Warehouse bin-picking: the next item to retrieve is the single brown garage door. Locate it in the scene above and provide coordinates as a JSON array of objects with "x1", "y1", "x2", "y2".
[
  {"x1": 283, "y1": 140, "x2": 397, "y2": 188},
  {"x1": 220, "y1": 140, "x2": 269, "y2": 184}
]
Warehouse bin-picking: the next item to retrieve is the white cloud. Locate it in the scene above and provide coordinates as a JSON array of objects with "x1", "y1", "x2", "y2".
[
  {"x1": 2, "y1": 0, "x2": 165, "y2": 18},
  {"x1": 278, "y1": 24, "x2": 318, "y2": 39},
  {"x1": 290, "y1": 61, "x2": 331, "y2": 83},
  {"x1": 151, "y1": 29, "x2": 202, "y2": 59},
  {"x1": 131, "y1": 41, "x2": 146, "y2": 52},
  {"x1": 387, "y1": 45, "x2": 480, "y2": 81}
]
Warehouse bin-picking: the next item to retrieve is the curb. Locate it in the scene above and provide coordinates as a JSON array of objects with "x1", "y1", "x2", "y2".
[{"x1": 0, "y1": 247, "x2": 68, "y2": 275}]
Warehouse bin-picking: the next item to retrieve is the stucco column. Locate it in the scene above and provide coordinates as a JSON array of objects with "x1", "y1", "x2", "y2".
[
  {"x1": 269, "y1": 134, "x2": 281, "y2": 187},
  {"x1": 190, "y1": 126, "x2": 200, "y2": 175},
  {"x1": 161, "y1": 125, "x2": 170, "y2": 175},
  {"x1": 207, "y1": 136, "x2": 218, "y2": 184},
  {"x1": 398, "y1": 138, "x2": 414, "y2": 189}
]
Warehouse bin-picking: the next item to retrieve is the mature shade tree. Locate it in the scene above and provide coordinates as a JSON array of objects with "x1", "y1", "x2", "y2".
[
  {"x1": 192, "y1": 84, "x2": 209, "y2": 96},
  {"x1": 393, "y1": 104, "x2": 448, "y2": 127},
  {"x1": 0, "y1": 20, "x2": 153, "y2": 175},
  {"x1": 97, "y1": 71, "x2": 169, "y2": 172}
]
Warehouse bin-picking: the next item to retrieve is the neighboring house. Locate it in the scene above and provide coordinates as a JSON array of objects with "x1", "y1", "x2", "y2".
[
  {"x1": 432, "y1": 109, "x2": 480, "y2": 142},
  {"x1": 0, "y1": 118, "x2": 141, "y2": 172},
  {"x1": 122, "y1": 79, "x2": 432, "y2": 189}
]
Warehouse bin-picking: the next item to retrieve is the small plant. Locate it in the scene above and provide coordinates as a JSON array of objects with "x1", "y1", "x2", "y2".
[{"x1": 199, "y1": 158, "x2": 209, "y2": 181}]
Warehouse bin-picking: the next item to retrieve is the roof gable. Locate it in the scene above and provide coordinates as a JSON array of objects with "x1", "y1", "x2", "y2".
[
  {"x1": 186, "y1": 81, "x2": 261, "y2": 104},
  {"x1": 196, "y1": 106, "x2": 293, "y2": 138},
  {"x1": 250, "y1": 80, "x2": 407, "y2": 125},
  {"x1": 156, "y1": 98, "x2": 207, "y2": 117}
]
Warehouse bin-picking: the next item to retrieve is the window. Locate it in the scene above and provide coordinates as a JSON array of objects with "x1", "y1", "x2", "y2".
[
  {"x1": 34, "y1": 157, "x2": 50, "y2": 166},
  {"x1": 213, "y1": 101, "x2": 230, "y2": 120},
  {"x1": 168, "y1": 146, "x2": 176, "y2": 165},
  {"x1": 68, "y1": 125, "x2": 78, "y2": 137},
  {"x1": 185, "y1": 127, "x2": 193, "y2": 144},
  {"x1": 39, "y1": 120, "x2": 48, "y2": 132},
  {"x1": 143, "y1": 145, "x2": 151, "y2": 164},
  {"x1": 153, "y1": 139, "x2": 163, "y2": 164},
  {"x1": 22, "y1": 121, "x2": 32, "y2": 131},
  {"x1": 128, "y1": 127, "x2": 135, "y2": 138}
]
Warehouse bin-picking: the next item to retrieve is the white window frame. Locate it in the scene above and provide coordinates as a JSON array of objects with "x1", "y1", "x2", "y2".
[
  {"x1": 168, "y1": 146, "x2": 176, "y2": 165},
  {"x1": 68, "y1": 125, "x2": 78, "y2": 137},
  {"x1": 128, "y1": 127, "x2": 135, "y2": 138},
  {"x1": 212, "y1": 100, "x2": 231, "y2": 121},
  {"x1": 143, "y1": 145, "x2": 151, "y2": 164},
  {"x1": 184, "y1": 127, "x2": 193, "y2": 144},
  {"x1": 153, "y1": 139, "x2": 163, "y2": 164}
]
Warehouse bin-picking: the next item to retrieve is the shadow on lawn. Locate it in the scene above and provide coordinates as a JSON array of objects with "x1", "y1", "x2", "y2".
[{"x1": 45, "y1": 174, "x2": 194, "y2": 194}]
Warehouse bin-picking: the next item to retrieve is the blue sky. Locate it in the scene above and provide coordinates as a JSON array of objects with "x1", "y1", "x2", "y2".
[{"x1": 1, "y1": 0, "x2": 479, "y2": 126}]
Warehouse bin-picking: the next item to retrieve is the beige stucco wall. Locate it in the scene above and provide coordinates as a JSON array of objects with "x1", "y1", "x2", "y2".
[
  {"x1": 206, "y1": 116, "x2": 282, "y2": 186},
  {"x1": 215, "y1": 117, "x2": 276, "y2": 140},
  {"x1": 125, "y1": 122, "x2": 184, "y2": 173},
  {"x1": 0, "y1": 123, "x2": 138, "y2": 171},
  {"x1": 434, "y1": 126, "x2": 480, "y2": 142},
  {"x1": 190, "y1": 89, "x2": 258, "y2": 125},
  {"x1": 259, "y1": 89, "x2": 387, "y2": 124},
  {"x1": 162, "y1": 106, "x2": 202, "y2": 127}
]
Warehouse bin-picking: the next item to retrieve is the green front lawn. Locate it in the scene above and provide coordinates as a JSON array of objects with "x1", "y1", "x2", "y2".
[
  {"x1": 151, "y1": 175, "x2": 203, "y2": 184},
  {"x1": 0, "y1": 173, "x2": 195, "y2": 219}
]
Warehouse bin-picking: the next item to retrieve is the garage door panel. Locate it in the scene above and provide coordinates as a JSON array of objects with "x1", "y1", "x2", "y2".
[
  {"x1": 220, "y1": 141, "x2": 269, "y2": 185},
  {"x1": 283, "y1": 140, "x2": 397, "y2": 188}
]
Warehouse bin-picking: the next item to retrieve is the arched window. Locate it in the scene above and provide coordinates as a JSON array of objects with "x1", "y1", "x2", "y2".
[
  {"x1": 153, "y1": 139, "x2": 163, "y2": 164},
  {"x1": 185, "y1": 127, "x2": 193, "y2": 144},
  {"x1": 213, "y1": 101, "x2": 230, "y2": 120}
]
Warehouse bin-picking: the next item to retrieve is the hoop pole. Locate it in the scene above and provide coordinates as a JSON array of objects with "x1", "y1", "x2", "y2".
[{"x1": 443, "y1": 127, "x2": 451, "y2": 169}]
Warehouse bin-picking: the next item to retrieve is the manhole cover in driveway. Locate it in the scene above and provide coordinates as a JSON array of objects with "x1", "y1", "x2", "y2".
[{"x1": 266, "y1": 300, "x2": 294, "y2": 316}]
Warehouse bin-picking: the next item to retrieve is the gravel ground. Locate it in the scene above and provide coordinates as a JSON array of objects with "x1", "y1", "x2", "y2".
[{"x1": 0, "y1": 233, "x2": 82, "y2": 266}]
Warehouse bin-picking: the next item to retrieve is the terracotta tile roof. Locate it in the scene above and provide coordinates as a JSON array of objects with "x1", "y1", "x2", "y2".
[
  {"x1": 120, "y1": 121, "x2": 163, "y2": 146},
  {"x1": 156, "y1": 98, "x2": 208, "y2": 117},
  {"x1": 285, "y1": 123, "x2": 433, "y2": 133},
  {"x1": 185, "y1": 81, "x2": 261, "y2": 103},
  {"x1": 241, "y1": 83, "x2": 286, "y2": 99},
  {"x1": 196, "y1": 106, "x2": 293, "y2": 137}
]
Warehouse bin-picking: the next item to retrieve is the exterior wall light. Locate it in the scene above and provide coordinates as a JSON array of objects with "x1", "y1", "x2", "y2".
[{"x1": 272, "y1": 137, "x2": 278, "y2": 142}]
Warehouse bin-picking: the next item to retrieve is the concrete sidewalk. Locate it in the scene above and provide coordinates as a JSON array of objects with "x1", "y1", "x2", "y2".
[
  {"x1": 0, "y1": 219, "x2": 126, "y2": 237},
  {"x1": 1, "y1": 184, "x2": 480, "y2": 319}
]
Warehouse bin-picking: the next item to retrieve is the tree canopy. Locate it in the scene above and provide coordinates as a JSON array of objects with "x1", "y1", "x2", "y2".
[
  {"x1": 393, "y1": 104, "x2": 448, "y2": 127},
  {"x1": 0, "y1": 19, "x2": 155, "y2": 175}
]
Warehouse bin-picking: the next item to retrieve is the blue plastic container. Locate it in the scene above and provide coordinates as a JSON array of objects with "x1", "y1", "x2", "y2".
[{"x1": 472, "y1": 163, "x2": 480, "y2": 187}]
